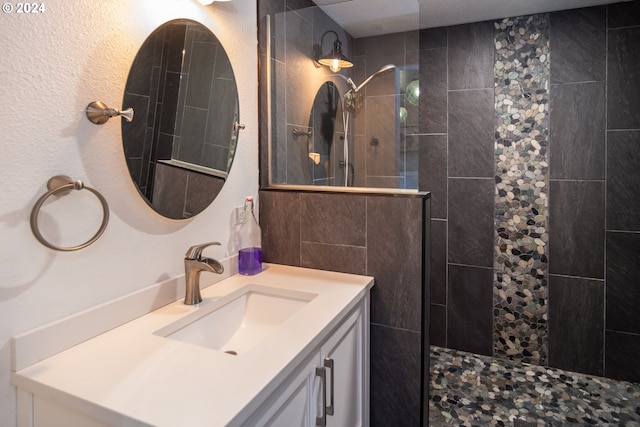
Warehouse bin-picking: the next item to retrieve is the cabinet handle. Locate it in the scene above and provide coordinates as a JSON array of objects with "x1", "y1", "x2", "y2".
[
  {"x1": 315, "y1": 367, "x2": 327, "y2": 427},
  {"x1": 323, "y1": 358, "x2": 335, "y2": 416}
]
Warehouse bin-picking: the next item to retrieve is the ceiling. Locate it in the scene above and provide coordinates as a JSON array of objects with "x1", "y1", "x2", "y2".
[{"x1": 315, "y1": 0, "x2": 630, "y2": 37}]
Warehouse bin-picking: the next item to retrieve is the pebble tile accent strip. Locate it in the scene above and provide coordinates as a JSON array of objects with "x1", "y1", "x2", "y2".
[
  {"x1": 429, "y1": 346, "x2": 640, "y2": 426},
  {"x1": 494, "y1": 15, "x2": 550, "y2": 365}
]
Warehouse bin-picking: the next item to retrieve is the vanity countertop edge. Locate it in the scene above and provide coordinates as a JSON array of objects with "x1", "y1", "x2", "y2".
[{"x1": 11, "y1": 263, "x2": 374, "y2": 427}]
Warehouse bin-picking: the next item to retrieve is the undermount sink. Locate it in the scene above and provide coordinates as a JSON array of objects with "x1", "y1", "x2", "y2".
[{"x1": 155, "y1": 284, "x2": 317, "y2": 355}]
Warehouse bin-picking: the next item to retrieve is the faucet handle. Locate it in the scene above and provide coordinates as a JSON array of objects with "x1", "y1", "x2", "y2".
[{"x1": 185, "y1": 242, "x2": 221, "y2": 260}]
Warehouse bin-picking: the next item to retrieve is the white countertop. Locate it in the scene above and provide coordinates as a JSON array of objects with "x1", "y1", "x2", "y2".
[{"x1": 12, "y1": 264, "x2": 374, "y2": 426}]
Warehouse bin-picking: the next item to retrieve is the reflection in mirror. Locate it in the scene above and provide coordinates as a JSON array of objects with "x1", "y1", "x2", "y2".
[
  {"x1": 306, "y1": 81, "x2": 343, "y2": 186},
  {"x1": 122, "y1": 19, "x2": 239, "y2": 219},
  {"x1": 264, "y1": 4, "x2": 419, "y2": 190}
]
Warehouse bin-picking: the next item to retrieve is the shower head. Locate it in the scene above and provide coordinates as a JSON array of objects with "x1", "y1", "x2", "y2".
[
  {"x1": 353, "y1": 64, "x2": 396, "y2": 93},
  {"x1": 342, "y1": 64, "x2": 397, "y2": 114}
]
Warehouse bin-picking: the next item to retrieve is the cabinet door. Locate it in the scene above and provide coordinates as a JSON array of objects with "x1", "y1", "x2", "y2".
[
  {"x1": 245, "y1": 353, "x2": 321, "y2": 427},
  {"x1": 320, "y1": 303, "x2": 367, "y2": 427}
]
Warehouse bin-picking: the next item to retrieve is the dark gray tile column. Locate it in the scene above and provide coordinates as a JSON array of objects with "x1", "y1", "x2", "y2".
[
  {"x1": 605, "y1": 331, "x2": 640, "y2": 383},
  {"x1": 367, "y1": 196, "x2": 423, "y2": 331},
  {"x1": 419, "y1": 47, "x2": 447, "y2": 134},
  {"x1": 419, "y1": 135, "x2": 447, "y2": 219},
  {"x1": 448, "y1": 178, "x2": 494, "y2": 268},
  {"x1": 448, "y1": 89, "x2": 494, "y2": 178},
  {"x1": 548, "y1": 276, "x2": 604, "y2": 376},
  {"x1": 430, "y1": 219, "x2": 447, "y2": 306},
  {"x1": 259, "y1": 190, "x2": 301, "y2": 266},
  {"x1": 548, "y1": 181, "x2": 605, "y2": 279},
  {"x1": 607, "y1": 130, "x2": 640, "y2": 232},
  {"x1": 608, "y1": 26, "x2": 640, "y2": 130},
  {"x1": 370, "y1": 325, "x2": 421, "y2": 426},
  {"x1": 549, "y1": 7, "x2": 606, "y2": 84},
  {"x1": 448, "y1": 21, "x2": 494, "y2": 90},
  {"x1": 606, "y1": 232, "x2": 640, "y2": 335},
  {"x1": 549, "y1": 82, "x2": 605, "y2": 180},
  {"x1": 447, "y1": 265, "x2": 493, "y2": 356}
]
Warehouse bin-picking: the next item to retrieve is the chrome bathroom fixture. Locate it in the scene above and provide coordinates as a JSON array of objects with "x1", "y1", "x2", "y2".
[
  {"x1": 315, "y1": 30, "x2": 353, "y2": 72},
  {"x1": 85, "y1": 101, "x2": 134, "y2": 125},
  {"x1": 184, "y1": 242, "x2": 224, "y2": 305},
  {"x1": 343, "y1": 64, "x2": 397, "y2": 113},
  {"x1": 30, "y1": 175, "x2": 110, "y2": 251}
]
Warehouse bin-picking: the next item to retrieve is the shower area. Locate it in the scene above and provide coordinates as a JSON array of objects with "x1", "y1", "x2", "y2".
[
  {"x1": 259, "y1": 0, "x2": 640, "y2": 425},
  {"x1": 265, "y1": 5, "x2": 420, "y2": 189}
]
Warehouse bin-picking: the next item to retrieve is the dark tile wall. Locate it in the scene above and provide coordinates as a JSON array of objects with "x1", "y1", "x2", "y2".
[
  {"x1": 419, "y1": 20, "x2": 496, "y2": 359},
  {"x1": 258, "y1": 4, "x2": 640, "y2": 426},
  {"x1": 259, "y1": 189, "x2": 429, "y2": 426},
  {"x1": 420, "y1": 1, "x2": 640, "y2": 382},
  {"x1": 547, "y1": 6, "x2": 608, "y2": 377}
]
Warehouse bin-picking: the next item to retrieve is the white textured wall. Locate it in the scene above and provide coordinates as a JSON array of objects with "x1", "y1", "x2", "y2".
[{"x1": 0, "y1": 1, "x2": 257, "y2": 425}]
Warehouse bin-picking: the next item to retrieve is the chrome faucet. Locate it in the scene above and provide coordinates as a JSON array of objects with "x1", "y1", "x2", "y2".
[{"x1": 184, "y1": 242, "x2": 224, "y2": 305}]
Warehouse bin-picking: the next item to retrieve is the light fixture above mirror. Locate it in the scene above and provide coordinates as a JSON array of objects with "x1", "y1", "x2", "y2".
[
  {"x1": 315, "y1": 30, "x2": 353, "y2": 72},
  {"x1": 196, "y1": 0, "x2": 231, "y2": 5}
]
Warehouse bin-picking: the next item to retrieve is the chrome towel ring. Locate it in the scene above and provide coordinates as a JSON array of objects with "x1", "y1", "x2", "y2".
[{"x1": 30, "y1": 175, "x2": 110, "y2": 251}]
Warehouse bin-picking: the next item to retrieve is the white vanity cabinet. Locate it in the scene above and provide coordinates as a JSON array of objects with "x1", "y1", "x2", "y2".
[
  {"x1": 12, "y1": 264, "x2": 373, "y2": 427},
  {"x1": 241, "y1": 298, "x2": 369, "y2": 427}
]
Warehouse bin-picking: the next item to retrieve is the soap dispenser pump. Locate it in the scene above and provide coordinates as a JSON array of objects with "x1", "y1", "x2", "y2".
[{"x1": 238, "y1": 196, "x2": 262, "y2": 275}]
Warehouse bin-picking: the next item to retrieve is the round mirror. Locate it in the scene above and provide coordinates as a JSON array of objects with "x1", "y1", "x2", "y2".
[{"x1": 122, "y1": 19, "x2": 239, "y2": 219}]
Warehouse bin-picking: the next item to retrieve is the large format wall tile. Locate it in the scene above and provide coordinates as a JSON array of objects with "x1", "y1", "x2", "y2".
[
  {"x1": 259, "y1": 190, "x2": 301, "y2": 266},
  {"x1": 420, "y1": 27, "x2": 447, "y2": 50},
  {"x1": 549, "y1": 7, "x2": 606, "y2": 84},
  {"x1": 550, "y1": 82, "x2": 605, "y2": 180},
  {"x1": 300, "y1": 242, "x2": 367, "y2": 275},
  {"x1": 548, "y1": 275, "x2": 604, "y2": 376},
  {"x1": 448, "y1": 89, "x2": 494, "y2": 178},
  {"x1": 608, "y1": 27, "x2": 640, "y2": 129},
  {"x1": 605, "y1": 331, "x2": 640, "y2": 383},
  {"x1": 448, "y1": 178, "x2": 494, "y2": 267},
  {"x1": 607, "y1": 130, "x2": 640, "y2": 232},
  {"x1": 548, "y1": 180, "x2": 605, "y2": 279},
  {"x1": 300, "y1": 193, "x2": 366, "y2": 246},
  {"x1": 419, "y1": 47, "x2": 447, "y2": 134},
  {"x1": 370, "y1": 325, "x2": 421, "y2": 427},
  {"x1": 608, "y1": 1, "x2": 640, "y2": 27},
  {"x1": 606, "y1": 232, "x2": 640, "y2": 335},
  {"x1": 419, "y1": 135, "x2": 447, "y2": 219},
  {"x1": 448, "y1": 21, "x2": 494, "y2": 90},
  {"x1": 430, "y1": 219, "x2": 447, "y2": 305},
  {"x1": 447, "y1": 265, "x2": 494, "y2": 356},
  {"x1": 367, "y1": 196, "x2": 424, "y2": 331},
  {"x1": 430, "y1": 303, "x2": 446, "y2": 348}
]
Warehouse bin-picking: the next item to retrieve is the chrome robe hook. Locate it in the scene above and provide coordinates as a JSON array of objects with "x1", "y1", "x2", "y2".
[{"x1": 85, "y1": 101, "x2": 134, "y2": 125}]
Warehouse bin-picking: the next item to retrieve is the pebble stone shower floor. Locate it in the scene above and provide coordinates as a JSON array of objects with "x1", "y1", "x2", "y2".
[{"x1": 428, "y1": 346, "x2": 640, "y2": 426}]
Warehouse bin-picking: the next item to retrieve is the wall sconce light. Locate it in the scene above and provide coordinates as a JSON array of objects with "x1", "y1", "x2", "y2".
[{"x1": 315, "y1": 30, "x2": 353, "y2": 73}]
